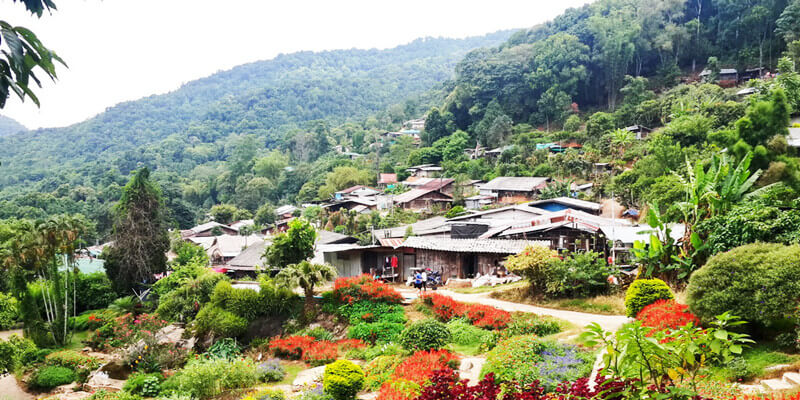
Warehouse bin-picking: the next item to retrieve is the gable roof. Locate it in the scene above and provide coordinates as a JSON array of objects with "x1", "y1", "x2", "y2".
[
  {"x1": 227, "y1": 240, "x2": 270, "y2": 270},
  {"x1": 393, "y1": 188, "x2": 452, "y2": 204},
  {"x1": 190, "y1": 221, "x2": 234, "y2": 234},
  {"x1": 400, "y1": 236, "x2": 549, "y2": 254},
  {"x1": 448, "y1": 203, "x2": 549, "y2": 222},
  {"x1": 481, "y1": 177, "x2": 550, "y2": 192},
  {"x1": 317, "y1": 230, "x2": 359, "y2": 245},
  {"x1": 336, "y1": 185, "x2": 379, "y2": 195},
  {"x1": 373, "y1": 216, "x2": 449, "y2": 239},
  {"x1": 419, "y1": 178, "x2": 454, "y2": 191},
  {"x1": 378, "y1": 173, "x2": 398, "y2": 184},
  {"x1": 210, "y1": 235, "x2": 263, "y2": 258}
]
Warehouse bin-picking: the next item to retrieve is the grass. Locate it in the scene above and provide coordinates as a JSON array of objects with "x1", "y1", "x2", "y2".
[
  {"x1": 275, "y1": 361, "x2": 305, "y2": 386},
  {"x1": 450, "y1": 342, "x2": 483, "y2": 356},
  {"x1": 490, "y1": 283, "x2": 626, "y2": 315},
  {"x1": 709, "y1": 341, "x2": 800, "y2": 383},
  {"x1": 449, "y1": 280, "x2": 528, "y2": 294},
  {"x1": 62, "y1": 330, "x2": 90, "y2": 351}
]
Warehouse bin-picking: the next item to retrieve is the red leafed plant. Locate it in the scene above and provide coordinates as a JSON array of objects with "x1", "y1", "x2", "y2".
[
  {"x1": 302, "y1": 340, "x2": 339, "y2": 366},
  {"x1": 377, "y1": 350, "x2": 459, "y2": 400},
  {"x1": 421, "y1": 293, "x2": 510, "y2": 329},
  {"x1": 636, "y1": 299, "x2": 701, "y2": 334},
  {"x1": 334, "y1": 275, "x2": 404, "y2": 304},
  {"x1": 268, "y1": 335, "x2": 316, "y2": 359},
  {"x1": 465, "y1": 304, "x2": 511, "y2": 330}
]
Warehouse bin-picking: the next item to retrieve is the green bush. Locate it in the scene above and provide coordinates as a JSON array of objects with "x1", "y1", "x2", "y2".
[
  {"x1": 363, "y1": 355, "x2": 402, "y2": 391},
  {"x1": 323, "y1": 360, "x2": 365, "y2": 400},
  {"x1": 257, "y1": 359, "x2": 286, "y2": 382},
  {"x1": 0, "y1": 335, "x2": 38, "y2": 373},
  {"x1": 211, "y1": 281, "x2": 263, "y2": 321},
  {"x1": 70, "y1": 313, "x2": 92, "y2": 331},
  {"x1": 481, "y1": 335, "x2": 593, "y2": 390},
  {"x1": 31, "y1": 365, "x2": 77, "y2": 389},
  {"x1": 160, "y1": 358, "x2": 259, "y2": 399},
  {"x1": 296, "y1": 327, "x2": 334, "y2": 341},
  {"x1": 348, "y1": 322, "x2": 405, "y2": 344},
  {"x1": 156, "y1": 270, "x2": 229, "y2": 323},
  {"x1": 362, "y1": 342, "x2": 405, "y2": 360},
  {"x1": 545, "y1": 251, "x2": 615, "y2": 298},
  {"x1": 687, "y1": 243, "x2": 800, "y2": 327},
  {"x1": 722, "y1": 357, "x2": 757, "y2": 382},
  {"x1": 399, "y1": 319, "x2": 450, "y2": 351},
  {"x1": 446, "y1": 319, "x2": 492, "y2": 346},
  {"x1": 625, "y1": 279, "x2": 674, "y2": 317},
  {"x1": 153, "y1": 262, "x2": 209, "y2": 297},
  {"x1": 246, "y1": 388, "x2": 286, "y2": 400},
  {"x1": 332, "y1": 300, "x2": 406, "y2": 325},
  {"x1": 124, "y1": 372, "x2": 164, "y2": 396},
  {"x1": 75, "y1": 272, "x2": 117, "y2": 313},
  {"x1": 193, "y1": 306, "x2": 248, "y2": 338},
  {"x1": 0, "y1": 292, "x2": 18, "y2": 330},
  {"x1": 506, "y1": 313, "x2": 562, "y2": 337},
  {"x1": 206, "y1": 337, "x2": 242, "y2": 359}
]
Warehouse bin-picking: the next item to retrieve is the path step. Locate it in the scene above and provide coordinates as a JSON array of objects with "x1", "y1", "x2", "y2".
[
  {"x1": 783, "y1": 372, "x2": 800, "y2": 385},
  {"x1": 761, "y1": 378, "x2": 795, "y2": 391}
]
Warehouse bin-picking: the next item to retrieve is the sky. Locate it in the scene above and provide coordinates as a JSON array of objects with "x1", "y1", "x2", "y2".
[{"x1": 1, "y1": 0, "x2": 592, "y2": 129}]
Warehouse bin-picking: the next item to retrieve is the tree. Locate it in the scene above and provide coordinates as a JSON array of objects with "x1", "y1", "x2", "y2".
[
  {"x1": 703, "y1": 57, "x2": 720, "y2": 83},
  {"x1": 443, "y1": 130, "x2": 469, "y2": 163},
  {"x1": 209, "y1": 204, "x2": 238, "y2": 225},
  {"x1": 276, "y1": 260, "x2": 337, "y2": 310},
  {"x1": 264, "y1": 218, "x2": 317, "y2": 268},
  {"x1": 588, "y1": 9, "x2": 641, "y2": 109},
  {"x1": 586, "y1": 112, "x2": 616, "y2": 138},
  {"x1": 777, "y1": 0, "x2": 800, "y2": 43},
  {"x1": 105, "y1": 168, "x2": 169, "y2": 295},
  {"x1": 252, "y1": 151, "x2": 289, "y2": 181},
  {"x1": 0, "y1": 0, "x2": 65, "y2": 109},
  {"x1": 317, "y1": 166, "x2": 372, "y2": 200},
  {"x1": 255, "y1": 203, "x2": 277, "y2": 226},
  {"x1": 423, "y1": 107, "x2": 454, "y2": 145},
  {"x1": 735, "y1": 88, "x2": 790, "y2": 146}
]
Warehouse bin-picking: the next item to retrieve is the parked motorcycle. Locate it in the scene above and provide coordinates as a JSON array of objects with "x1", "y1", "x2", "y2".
[{"x1": 427, "y1": 270, "x2": 442, "y2": 290}]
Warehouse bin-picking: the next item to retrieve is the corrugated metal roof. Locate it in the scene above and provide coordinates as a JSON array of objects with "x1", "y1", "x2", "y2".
[
  {"x1": 481, "y1": 177, "x2": 550, "y2": 192},
  {"x1": 226, "y1": 239, "x2": 270, "y2": 269},
  {"x1": 400, "y1": 236, "x2": 549, "y2": 254},
  {"x1": 393, "y1": 188, "x2": 452, "y2": 204},
  {"x1": 528, "y1": 197, "x2": 602, "y2": 211},
  {"x1": 378, "y1": 238, "x2": 406, "y2": 247},
  {"x1": 190, "y1": 221, "x2": 231, "y2": 234}
]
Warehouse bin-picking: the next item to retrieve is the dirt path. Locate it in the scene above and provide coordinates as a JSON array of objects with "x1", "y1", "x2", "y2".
[
  {"x1": 399, "y1": 288, "x2": 629, "y2": 332},
  {"x1": 0, "y1": 375, "x2": 33, "y2": 400},
  {"x1": 0, "y1": 330, "x2": 23, "y2": 341}
]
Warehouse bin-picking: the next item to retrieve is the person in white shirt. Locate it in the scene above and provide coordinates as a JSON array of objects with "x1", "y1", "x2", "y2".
[{"x1": 421, "y1": 270, "x2": 428, "y2": 292}]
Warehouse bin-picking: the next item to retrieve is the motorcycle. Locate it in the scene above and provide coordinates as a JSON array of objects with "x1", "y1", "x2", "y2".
[{"x1": 426, "y1": 270, "x2": 442, "y2": 290}]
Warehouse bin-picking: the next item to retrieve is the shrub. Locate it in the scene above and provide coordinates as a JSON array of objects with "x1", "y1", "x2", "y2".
[
  {"x1": 206, "y1": 337, "x2": 242, "y2": 359},
  {"x1": 446, "y1": 319, "x2": 492, "y2": 346},
  {"x1": 624, "y1": 279, "x2": 673, "y2": 317},
  {"x1": 210, "y1": 281, "x2": 263, "y2": 321},
  {"x1": 323, "y1": 360, "x2": 365, "y2": 400},
  {"x1": 723, "y1": 357, "x2": 757, "y2": 382},
  {"x1": 70, "y1": 313, "x2": 92, "y2": 331},
  {"x1": 31, "y1": 365, "x2": 77, "y2": 389},
  {"x1": 257, "y1": 359, "x2": 286, "y2": 382},
  {"x1": 636, "y1": 300, "x2": 700, "y2": 333},
  {"x1": 686, "y1": 243, "x2": 800, "y2": 327},
  {"x1": 193, "y1": 305, "x2": 248, "y2": 338},
  {"x1": 400, "y1": 319, "x2": 451, "y2": 351},
  {"x1": 505, "y1": 245, "x2": 560, "y2": 292},
  {"x1": 332, "y1": 275, "x2": 403, "y2": 304},
  {"x1": 296, "y1": 326, "x2": 334, "y2": 341},
  {"x1": 75, "y1": 272, "x2": 117, "y2": 313},
  {"x1": 241, "y1": 388, "x2": 286, "y2": 400},
  {"x1": 545, "y1": 251, "x2": 615, "y2": 298},
  {"x1": 481, "y1": 335, "x2": 593, "y2": 390},
  {"x1": 269, "y1": 335, "x2": 316, "y2": 359},
  {"x1": 46, "y1": 349, "x2": 100, "y2": 383},
  {"x1": 0, "y1": 292, "x2": 18, "y2": 330},
  {"x1": 303, "y1": 341, "x2": 340, "y2": 366},
  {"x1": 156, "y1": 269, "x2": 228, "y2": 322},
  {"x1": 348, "y1": 322, "x2": 405, "y2": 344},
  {"x1": 364, "y1": 355, "x2": 403, "y2": 391},
  {"x1": 334, "y1": 301, "x2": 407, "y2": 325},
  {"x1": 422, "y1": 293, "x2": 466, "y2": 321},
  {"x1": 377, "y1": 350, "x2": 459, "y2": 400},
  {"x1": 464, "y1": 304, "x2": 511, "y2": 330},
  {"x1": 0, "y1": 334, "x2": 38, "y2": 373},
  {"x1": 362, "y1": 342, "x2": 405, "y2": 360},
  {"x1": 88, "y1": 391, "x2": 144, "y2": 400},
  {"x1": 160, "y1": 358, "x2": 259, "y2": 399},
  {"x1": 124, "y1": 372, "x2": 163, "y2": 396}
]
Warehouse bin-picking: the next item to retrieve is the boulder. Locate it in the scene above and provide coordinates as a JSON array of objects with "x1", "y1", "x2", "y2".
[
  {"x1": 85, "y1": 371, "x2": 125, "y2": 393},
  {"x1": 292, "y1": 365, "x2": 327, "y2": 391}
]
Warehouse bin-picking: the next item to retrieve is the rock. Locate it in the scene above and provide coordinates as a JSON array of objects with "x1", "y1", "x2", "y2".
[
  {"x1": 292, "y1": 365, "x2": 327, "y2": 391},
  {"x1": 358, "y1": 392, "x2": 379, "y2": 400},
  {"x1": 761, "y1": 378, "x2": 794, "y2": 391},
  {"x1": 52, "y1": 383, "x2": 79, "y2": 394},
  {"x1": 85, "y1": 371, "x2": 126, "y2": 393},
  {"x1": 458, "y1": 357, "x2": 486, "y2": 386},
  {"x1": 49, "y1": 391, "x2": 94, "y2": 400},
  {"x1": 459, "y1": 360, "x2": 472, "y2": 371},
  {"x1": 98, "y1": 358, "x2": 131, "y2": 380}
]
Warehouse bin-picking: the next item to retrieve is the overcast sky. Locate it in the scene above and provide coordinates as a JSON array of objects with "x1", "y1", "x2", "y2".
[{"x1": 1, "y1": 0, "x2": 591, "y2": 129}]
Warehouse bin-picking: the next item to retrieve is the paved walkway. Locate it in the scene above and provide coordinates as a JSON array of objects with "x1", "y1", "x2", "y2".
[{"x1": 400, "y1": 288, "x2": 629, "y2": 332}]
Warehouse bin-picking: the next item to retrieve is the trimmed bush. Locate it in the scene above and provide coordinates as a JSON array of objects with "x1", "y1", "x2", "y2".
[
  {"x1": 400, "y1": 319, "x2": 450, "y2": 351},
  {"x1": 193, "y1": 305, "x2": 248, "y2": 338},
  {"x1": 348, "y1": 322, "x2": 404, "y2": 344},
  {"x1": 210, "y1": 281, "x2": 263, "y2": 321},
  {"x1": 323, "y1": 360, "x2": 365, "y2": 400},
  {"x1": 364, "y1": 355, "x2": 402, "y2": 391},
  {"x1": 481, "y1": 335, "x2": 593, "y2": 390},
  {"x1": 445, "y1": 319, "x2": 492, "y2": 346},
  {"x1": 687, "y1": 243, "x2": 800, "y2": 327},
  {"x1": 32, "y1": 365, "x2": 77, "y2": 389},
  {"x1": 624, "y1": 279, "x2": 673, "y2": 317}
]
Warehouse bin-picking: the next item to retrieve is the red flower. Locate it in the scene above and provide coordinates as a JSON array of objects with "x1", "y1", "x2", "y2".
[{"x1": 636, "y1": 299, "x2": 701, "y2": 335}]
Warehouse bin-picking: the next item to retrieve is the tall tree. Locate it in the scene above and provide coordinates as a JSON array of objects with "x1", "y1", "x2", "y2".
[
  {"x1": 264, "y1": 218, "x2": 317, "y2": 268},
  {"x1": 588, "y1": 9, "x2": 641, "y2": 109},
  {"x1": 104, "y1": 168, "x2": 169, "y2": 295}
]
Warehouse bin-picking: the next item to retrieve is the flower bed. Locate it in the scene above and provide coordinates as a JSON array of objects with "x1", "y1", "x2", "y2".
[
  {"x1": 421, "y1": 293, "x2": 511, "y2": 330},
  {"x1": 268, "y1": 335, "x2": 367, "y2": 366},
  {"x1": 333, "y1": 275, "x2": 404, "y2": 304},
  {"x1": 376, "y1": 349, "x2": 459, "y2": 400}
]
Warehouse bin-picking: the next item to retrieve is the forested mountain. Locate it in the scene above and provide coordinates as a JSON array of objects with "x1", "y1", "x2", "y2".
[
  {"x1": 0, "y1": 115, "x2": 26, "y2": 137},
  {"x1": 0, "y1": 31, "x2": 512, "y2": 235}
]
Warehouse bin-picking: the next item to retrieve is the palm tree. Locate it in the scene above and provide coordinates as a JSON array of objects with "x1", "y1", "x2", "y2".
[{"x1": 276, "y1": 260, "x2": 337, "y2": 310}]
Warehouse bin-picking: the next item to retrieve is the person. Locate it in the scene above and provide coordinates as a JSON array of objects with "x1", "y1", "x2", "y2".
[
  {"x1": 414, "y1": 270, "x2": 423, "y2": 293},
  {"x1": 421, "y1": 269, "x2": 428, "y2": 292}
]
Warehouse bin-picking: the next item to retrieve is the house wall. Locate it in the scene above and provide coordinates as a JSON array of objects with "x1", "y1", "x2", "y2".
[
  {"x1": 400, "y1": 192, "x2": 452, "y2": 210},
  {"x1": 412, "y1": 249, "x2": 511, "y2": 281},
  {"x1": 325, "y1": 251, "x2": 363, "y2": 278},
  {"x1": 496, "y1": 191, "x2": 536, "y2": 203}
]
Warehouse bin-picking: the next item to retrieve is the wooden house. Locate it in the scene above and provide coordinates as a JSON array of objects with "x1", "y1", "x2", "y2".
[{"x1": 479, "y1": 177, "x2": 550, "y2": 203}]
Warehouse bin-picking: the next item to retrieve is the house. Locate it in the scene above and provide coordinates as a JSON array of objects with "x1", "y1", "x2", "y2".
[
  {"x1": 405, "y1": 164, "x2": 442, "y2": 178},
  {"x1": 226, "y1": 240, "x2": 270, "y2": 274},
  {"x1": 404, "y1": 118, "x2": 426, "y2": 131},
  {"x1": 322, "y1": 242, "x2": 411, "y2": 280},
  {"x1": 378, "y1": 173, "x2": 398, "y2": 188},
  {"x1": 373, "y1": 216, "x2": 451, "y2": 240},
  {"x1": 465, "y1": 194, "x2": 496, "y2": 210},
  {"x1": 324, "y1": 197, "x2": 378, "y2": 214},
  {"x1": 479, "y1": 177, "x2": 550, "y2": 203},
  {"x1": 593, "y1": 163, "x2": 613, "y2": 175},
  {"x1": 700, "y1": 68, "x2": 738, "y2": 87},
  {"x1": 736, "y1": 87, "x2": 757, "y2": 96},
  {"x1": 275, "y1": 205, "x2": 299, "y2": 219},
  {"x1": 182, "y1": 221, "x2": 238, "y2": 238},
  {"x1": 527, "y1": 197, "x2": 602, "y2": 215},
  {"x1": 205, "y1": 234, "x2": 262, "y2": 265},
  {"x1": 317, "y1": 230, "x2": 359, "y2": 245},
  {"x1": 402, "y1": 177, "x2": 455, "y2": 195},
  {"x1": 334, "y1": 185, "x2": 380, "y2": 200},
  {"x1": 392, "y1": 188, "x2": 452, "y2": 210},
  {"x1": 624, "y1": 125, "x2": 653, "y2": 140},
  {"x1": 599, "y1": 224, "x2": 685, "y2": 265},
  {"x1": 399, "y1": 237, "x2": 548, "y2": 280},
  {"x1": 230, "y1": 219, "x2": 255, "y2": 232},
  {"x1": 740, "y1": 67, "x2": 765, "y2": 81}
]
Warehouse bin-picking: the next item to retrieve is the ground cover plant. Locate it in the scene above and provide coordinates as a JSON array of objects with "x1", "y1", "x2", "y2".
[
  {"x1": 376, "y1": 349, "x2": 459, "y2": 400},
  {"x1": 268, "y1": 335, "x2": 367, "y2": 366},
  {"x1": 421, "y1": 293, "x2": 511, "y2": 329}
]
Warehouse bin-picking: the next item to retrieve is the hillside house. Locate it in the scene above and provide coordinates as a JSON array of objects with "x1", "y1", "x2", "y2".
[
  {"x1": 528, "y1": 197, "x2": 602, "y2": 215},
  {"x1": 625, "y1": 125, "x2": 653, "y2": 140},
  {"x1": 334, "y1": 185, "x2": 380, "y2": 200},
  {"x1": 404, "y1": 118, "x2": 426, "y2": 130},
  {"x1": 378, "y1": 173, "x2": 398, "y2": 188},
  {"x1": 182, "y1": 221, "x2": 238, "y2": 238},
  {"x1": 405, "y1": 164, "x2": 442, "y2": 178},
  {"x1": 393, "y1": 188, "x2": 452, "y2": 210},
  {"x1": 479, "y1": 176, "x2": 550, "y2": 203}
]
